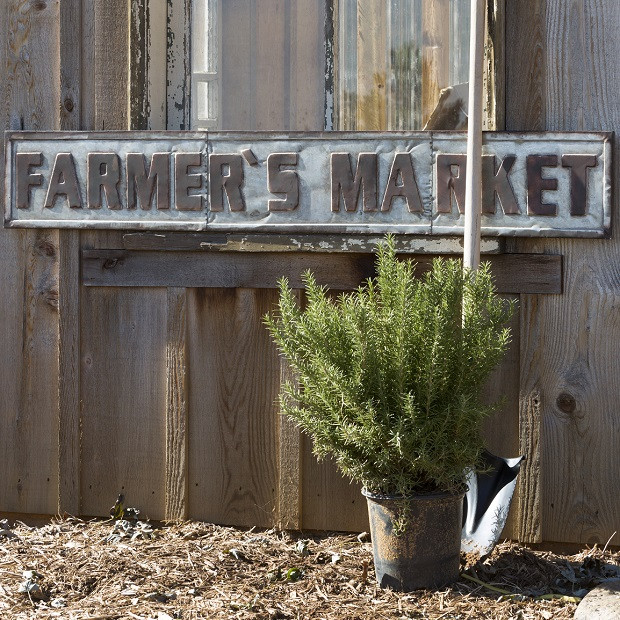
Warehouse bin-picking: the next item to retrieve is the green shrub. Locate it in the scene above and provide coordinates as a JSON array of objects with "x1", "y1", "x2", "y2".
[{"x1": 265, "y1": 236, "x2": 515, "y2": 498}]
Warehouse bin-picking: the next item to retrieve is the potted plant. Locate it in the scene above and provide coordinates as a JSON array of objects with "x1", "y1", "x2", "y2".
[{"x1": 265, "y1": 236, "x2": 514, "y2": 591}]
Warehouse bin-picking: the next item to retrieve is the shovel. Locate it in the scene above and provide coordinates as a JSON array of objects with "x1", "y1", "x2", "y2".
[
  {"x1": 459, "y1": 0, "x2": 522, "y2": 557},
  {"x1": 461, "y1": 450, "x2": 523, "y2": 556}
]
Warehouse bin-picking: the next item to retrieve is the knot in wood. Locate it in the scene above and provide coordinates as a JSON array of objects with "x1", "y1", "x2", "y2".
[
  {"x1": 556, "y1": 392, "x2": 576, "y2": 414},
  {"x1": 63, "y1": 97, "x2": 74, "y2": 112},
  {"x1": 102, "y1": 258, "x2": 120, "y2": 270}
]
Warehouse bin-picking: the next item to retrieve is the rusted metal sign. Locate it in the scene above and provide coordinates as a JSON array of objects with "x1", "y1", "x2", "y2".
[{"x1": 4, "y1": 131, "x2": 612, "y2": 236}]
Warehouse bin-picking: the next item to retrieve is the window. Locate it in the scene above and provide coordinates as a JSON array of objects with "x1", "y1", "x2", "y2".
[
  {"x1": 189, "y1": 0, "x2": 473, "y2": 132},
  {"x1": 336, "y1": 0, "x2": 470, "y2": 130}
]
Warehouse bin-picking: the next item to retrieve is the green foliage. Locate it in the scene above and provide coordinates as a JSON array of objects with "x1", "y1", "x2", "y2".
[{"x1": 265, "y1": 237, "x2": 515, "y2": 498}]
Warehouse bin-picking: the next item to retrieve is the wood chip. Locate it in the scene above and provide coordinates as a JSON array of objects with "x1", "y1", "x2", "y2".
[{"x1": 0, "y1": 518, "x2": 612, "y2": 618}]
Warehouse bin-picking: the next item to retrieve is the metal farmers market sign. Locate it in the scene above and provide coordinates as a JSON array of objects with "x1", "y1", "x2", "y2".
[{"x1": 4, "y1": 131, "x2": 612, "y2": 236}]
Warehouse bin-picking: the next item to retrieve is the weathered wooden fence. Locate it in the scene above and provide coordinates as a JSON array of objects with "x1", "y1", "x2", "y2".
[{"x1": 0, "y1": 0, "x2": 618, "y2": 547}]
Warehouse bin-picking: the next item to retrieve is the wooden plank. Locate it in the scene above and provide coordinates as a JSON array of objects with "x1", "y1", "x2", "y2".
[
  {"x1": 57, "y1": 0, "x2": 82, "y2": 518},
  {"x1": 187, "y1": 288, "x2": 279, "y2": 527},
  {"x1": 276, "y1": 290, "x2": 302, "y2": 530},
  {"x1": 355, "y1": 0, "x2": 387, "y2": 130},
  {"x1": 58, "y1": 230, "x2": 81, "y2": 515},
  {"x1": 83, "y1": 250, "x2": 376, "y2": 289},
  {"x1": 82, "y1": 251, "x2": 562, "y2": 294},
  {"x1": 507, "y1": 0, "x2": 620, "y2": 546},
  {"x1": 167, "y1": 0, "x2": 191, "y2": 129},
  {"x1": 289, "y1": 0, "x2": 325, "y2": 130},
  {"x1": 0, "y1": 0, "x2": 61, "y2": 516},
  {"x1": 301, "y1": 434, "x2": 368, "y2": 532},
  {"x1": 81, "y1": 0, "x2": 96, "y2": 129},
  {"x1": 517, "y1": 388, "x2": 542, "y2": 543},
  {"x1": 80, "y1": 0, "x2": 153, "y2": 520},
  {"x1": 504, "y1": 0, "x2": 547, "y2": 543},
  {"x1": 485, "y1": 0, "x2": 505, "y2": 131},
  {"x1": 505, "y1": 0, "x2": 546, "y2": 131},
  {"x1": 481, "y1": 294, "x2": 520, "y2": 539},
  {"x1": 129, "y1": 0, "x2": 148, "y2": 129},
  {"x1": 121, "y1": 232, "x2": 504, "y2": 254},
  {"x1": 80, "y1": 287, "x2": 167, "y2": 518},
  {"x1": 165, "y1": 288, "x2": 189, "y2": 520},
  {"x1": 221, "y1": 0, "x2": 254, "y2": 128},
  {"x1": 0, "y1": 230, "x2": 60, "y2": 515},
  {"x1": 255, "y1": 0, "x2": 288, "y2": 129},
  {"x1": 422, "y1": 0, "x2": 450, "y2": 126},
  {"x1": 94, "y1": 0, "x2": 129, "y2": 129},
  {"x1": 59, "y1": 0, "x2": 81, "y2": 130}
]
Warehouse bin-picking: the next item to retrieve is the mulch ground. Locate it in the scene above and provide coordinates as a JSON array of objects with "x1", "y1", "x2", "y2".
[{"x1": 1, "y1": 516, "x2": 619, "y2": 619}]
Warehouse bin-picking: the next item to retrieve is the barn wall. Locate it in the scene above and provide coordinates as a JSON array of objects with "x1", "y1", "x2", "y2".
[
  {"x1": 1, "y1": 0, "x2": 617, "y2": 545},
  {"x1": 506, "y1": 0, "x2": 620, "y2": 546}
]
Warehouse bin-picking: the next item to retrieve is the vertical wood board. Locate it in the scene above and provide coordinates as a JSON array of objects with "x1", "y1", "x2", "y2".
[
  {"x1": 58, "y1": 0, "x2": 83, "y2": 517},
  {"x1": 94, "y1": 0, "x2": 129, "y2": 129},
  {"x1": 58, "y1": 229, "x2": 81, "y2": 515},
  {"x1": 355, "y1": 0, "x2": 387, "y2": 130},
  {"x1": 480, "y1": 294, "x2": 521, "y2": 539},
  {"x1": 507, "y1": 0, "x2": 620, "y2": 546},
  {"x1": 299, "y1": 287, "x2": 368, "y2": 533},
  {"x1": 80, "y1": 287, "x2": 167, "y2": 518},
  {"x1": 167, "y1": 0, "x2": 191, "y2": 129},
  {"x1": 186, "y1": 288, "x2": 279, "y2": 527},
  {"x1": 289, "y1": 0, "x2": 326, "y2": 131},
  {"x1": 165, "y1": 287, "x2": 189, "y2": 520},
  {"x1": 422, "y1": 0, "x2": 450, "y2": 126},
  {"x1": 301, "y1": 434, "x2": 368, "y2": 532},
  {"x1": 277, "y1": 341, "x2": 302, "y2": 530},
  {"x1": 220, "y1": 0, "x2": 254, "y2": 129},
  {"x1": 59, "y1": 0, "x2": 81, "y2": 131},
  {"x1": 255, "y1": 0, "x2": 288, "y2": 129},
  {"x1": 0, "y1": 0, "x2": 61, "y2": 515}
]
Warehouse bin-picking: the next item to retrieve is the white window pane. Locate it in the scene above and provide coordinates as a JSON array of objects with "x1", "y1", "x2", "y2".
[
  {"x1": 195, "y1": 80, "x2": 219, "y2": 122},
  {"x1": 192, "y1": 0, "x2": 219, "y2": 73}
]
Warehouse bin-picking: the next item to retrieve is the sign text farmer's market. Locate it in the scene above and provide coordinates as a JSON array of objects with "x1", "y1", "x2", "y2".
[{"x1": 4, "y1": 131, "x2": 611, "y2": 236}]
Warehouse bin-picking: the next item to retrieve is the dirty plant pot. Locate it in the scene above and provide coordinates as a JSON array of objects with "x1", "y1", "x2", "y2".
[{"x1": 363, "y1": 489, "x2": 465, "y2": 591}]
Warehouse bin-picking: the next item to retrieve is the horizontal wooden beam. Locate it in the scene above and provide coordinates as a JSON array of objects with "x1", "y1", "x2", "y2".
[
  {"x1": 82, "y1": 250, "x2": 561, "y2": 294},
  {"x1": 121, "y1": 232, "x2": 504, "y2": 255}
]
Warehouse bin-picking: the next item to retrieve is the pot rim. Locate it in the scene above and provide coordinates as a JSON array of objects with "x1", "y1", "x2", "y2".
[{"x1": 361, "y1": 487, "x2": 465, "y2": 501}]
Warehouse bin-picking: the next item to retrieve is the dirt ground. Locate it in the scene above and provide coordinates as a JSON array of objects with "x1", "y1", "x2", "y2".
[{"x1": 1, "y1": 516, "x2": 619, "y2": 619}]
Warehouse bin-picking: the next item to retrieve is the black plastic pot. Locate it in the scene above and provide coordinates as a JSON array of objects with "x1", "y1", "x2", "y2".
[{"x1": 363, "y1": 489, "x2": 465, "y2": 591}]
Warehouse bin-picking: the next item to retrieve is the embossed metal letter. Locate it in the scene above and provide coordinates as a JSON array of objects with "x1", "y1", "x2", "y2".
[
  {"x1": 88, "y1": 153, "x2": 121, "y2": 209},
  {"x1": 209, "y1": 154, "x2": 245, "y2": 212},
  {"x1": 127, "y1": 152, "x2": 170, "y2": 210},
  {"x1": 331, "y1": 153, "x2": 377, "y2": 212},
  {"x1": 268, "y1": 153, "x2": 299, "y2": 212},
  {"x1": 380, "y1": 152, "x2": 423, "y2": 213},
  {"x1": 562, "y1": 154, "x2": 597, "y2": 216},
  {"x1": 482, "y1": 155, "x2": 519, "y2": 215},
  {"x1": 436, "y1": 154, "x2": 466, "y2": 213},
  {"x1": 527, "y1": 155, "x2": 558, "y2": 216},
  {"x1": 175, "y1": 152, "x2": 204, "y2": 211},
  {"x1": 16, "y1": 152, "x2": 43, "y2": 209},
  {"x1": 45, "y1": 153, "x2": 83, "y2": 209}
]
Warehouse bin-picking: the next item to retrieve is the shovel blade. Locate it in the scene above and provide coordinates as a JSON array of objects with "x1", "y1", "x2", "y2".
[{"x1": 461, "y1": 450, "x2": 523, "y2": 556}]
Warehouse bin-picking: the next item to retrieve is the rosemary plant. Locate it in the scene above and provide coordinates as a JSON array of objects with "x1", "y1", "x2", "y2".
[{"x1": 265, "y1": 237, "x2": 514, "y2": 499}]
